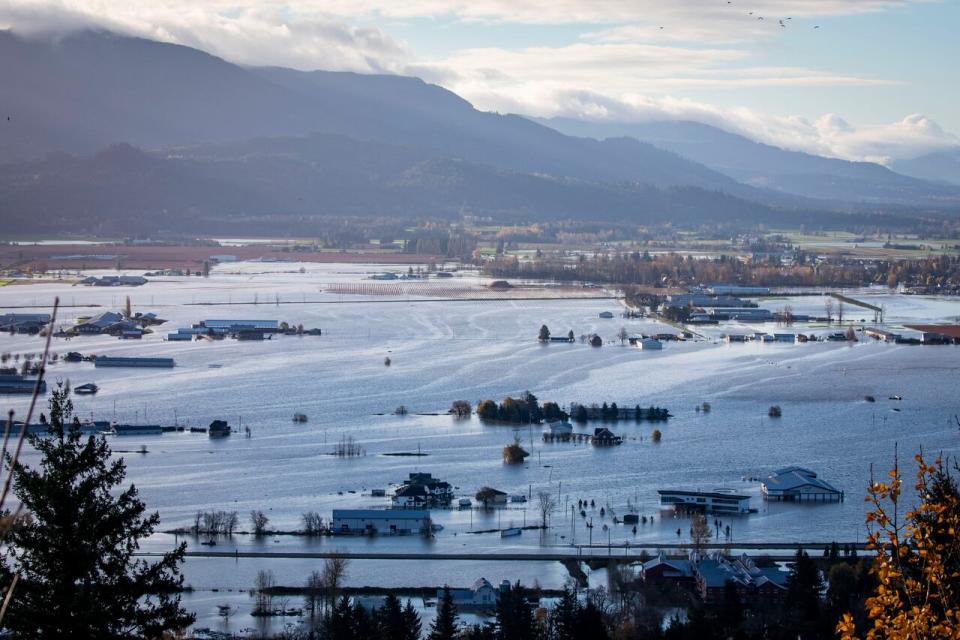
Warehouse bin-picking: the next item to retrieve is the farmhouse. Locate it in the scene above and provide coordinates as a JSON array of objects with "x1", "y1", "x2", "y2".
[
  {"x1": 440, "y1": 578, "x2": 504, "y2": 608},
  {"x1": 391, "y1": 472, "x2": 453, "y2": 507}
]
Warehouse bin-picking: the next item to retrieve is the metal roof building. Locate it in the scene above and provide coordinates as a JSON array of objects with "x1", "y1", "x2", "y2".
[
  {"x1": 199, "y1": 319, "x2": 279, "y2": 331},
  {"x1": 331, "y1": 509, "x2": 430, "y2": 536},
  {"x1": 761, "y1": 467, "x2": 843, "y2": 502}
]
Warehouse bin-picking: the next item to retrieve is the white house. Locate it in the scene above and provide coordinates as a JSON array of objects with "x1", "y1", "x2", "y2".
[
  {"x1": 391, "y1": 473, "x2": 453, "y2": 507},
  {"x1": 543, "y1": 420, "x2": 573, "y2": 436},
  {"x1": 331, "y1": 509, "x2": 431, "y2": 535},
  {"x1": 441, "y1": 578, "x2": 502, "y2": 608}
]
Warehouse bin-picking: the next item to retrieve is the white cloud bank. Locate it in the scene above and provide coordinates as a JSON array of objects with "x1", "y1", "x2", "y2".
[{"x1": 0, "y1": 0, "x2": 955, "y2": 162}]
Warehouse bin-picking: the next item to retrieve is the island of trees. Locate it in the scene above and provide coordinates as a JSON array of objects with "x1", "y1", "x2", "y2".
[{"x1": 474, "y1": 392, "x2": 671, "y2": 425}]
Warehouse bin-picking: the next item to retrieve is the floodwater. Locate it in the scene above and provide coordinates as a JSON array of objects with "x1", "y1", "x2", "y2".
[{"x1": 2, "y1": 264, "x2": 958, "y2": 634}]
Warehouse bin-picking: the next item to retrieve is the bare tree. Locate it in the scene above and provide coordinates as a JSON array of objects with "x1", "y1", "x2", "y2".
[
  {"x1": 304, "y1": 570, "x2": 324, "y2": 617},
  {"x1": 689, "y1": 513, "x2": 712, "y2": 553},
  {"x1": 254, "y1": 569, "x2": 276, "y2": 615},
  {"x1": 226, "y1": 511, "x2": 239, "y2": 535},
  {"x1": 250, "y1": 510, "x2": 269, "y2": 536},
  {"x1": 824, "y1": 298, "x2": 834, "y2": 323},
  {"x1": 782, "y1": 304, "x2": 794, "y2": 327},
  {"x1": 301, "y1": 512, "x2": 324, "y2": 536},
  {"x1": 449, "y1": 400, "x2": 471, "y2": 418},
  {"x1": 537, "y1": 491, "x2": 557, "y2": 529},
  {"x1": 617, "y1": 327, "x2": 629, "y2": 345},
  {"x1": 321, "y1": 553, "x2": 349, "y2": 611},
  {"x1": 837, "y1": 301, "x2": 845, "y2": 323}
]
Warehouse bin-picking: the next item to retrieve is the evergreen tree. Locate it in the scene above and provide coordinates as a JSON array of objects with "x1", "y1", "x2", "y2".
[
  {"x1": 377, "y1": 593, "x2": 405, "y2": 640},
  {"x1": 429, "y1": 586, "x2": 459, "y2": 640},
  {"x1": 495, "y1": 582, "x2": 537, "y2": 640},
  {"x1": 377, "y1": 594, "x2": 421, "y2": 640},
  {"x1": 321, "y1": 596, "x2": 355, "y2": 640},
  {"x1": 401, "y1": 600, "x2": 422, "y2": 640},
  {"x1": 351, "y1": 601, "x2": 376, "y2": 640},
  {"x1": 573, "y1": 600, "x2": 608, "y2": 640},
  {"x1": 1, "y1": 384, "x2": 193, "y2": 639},
  {"x1": 550, "y1": 587, "x2": 579, "y2": 640},
  {"x1": 786, "y1": 549, "x2": 824, "y2": 621}
]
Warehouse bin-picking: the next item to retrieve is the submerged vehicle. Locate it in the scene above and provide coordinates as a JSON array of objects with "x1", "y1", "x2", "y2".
[{"x1": 73, "y1": 383, "x2": 99, "y2": 395}]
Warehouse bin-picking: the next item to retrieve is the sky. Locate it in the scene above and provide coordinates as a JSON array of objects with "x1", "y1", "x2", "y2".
[{"x1": 2, "y1": 0, "x2": 958, "y2": 163}]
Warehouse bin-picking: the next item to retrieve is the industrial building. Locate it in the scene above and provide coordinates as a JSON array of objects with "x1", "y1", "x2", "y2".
[
  {"x1": 657, "y1": 489, "x2": 751, "y2": 514},
  {"x1": 331, "y1": 509, "x2": 431, "y2": 535}
]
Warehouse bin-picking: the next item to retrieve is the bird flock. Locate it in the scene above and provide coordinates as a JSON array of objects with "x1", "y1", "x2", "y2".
[{"x1": 658, "y1": 3, "x2": 821, "y2": 31}]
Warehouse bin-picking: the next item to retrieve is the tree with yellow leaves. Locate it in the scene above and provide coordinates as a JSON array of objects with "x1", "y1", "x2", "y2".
[{"x1": 838, "y1": 452, "x2": 960, "y2": 640}]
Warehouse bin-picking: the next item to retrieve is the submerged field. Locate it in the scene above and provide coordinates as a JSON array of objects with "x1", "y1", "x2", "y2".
[{"x1": 1, "y1": 263, "x2": 958, "y2": 633}]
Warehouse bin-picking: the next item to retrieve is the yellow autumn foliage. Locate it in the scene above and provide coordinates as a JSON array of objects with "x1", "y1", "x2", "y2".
[{"x1": 838, "y1": 453, "x2": 960, "y2": 640}]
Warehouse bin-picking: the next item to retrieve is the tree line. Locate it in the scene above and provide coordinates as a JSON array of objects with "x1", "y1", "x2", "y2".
[{"x1": 483, "y1": 252, "x2": 960, "y2": 289}]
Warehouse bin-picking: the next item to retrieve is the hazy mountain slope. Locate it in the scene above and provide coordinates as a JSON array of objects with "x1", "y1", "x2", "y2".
[
  {"x1": 0, "y1": 29, "x2": 786, "y2": 203},
  {"x1": 0, "y1": 136, "x2": 798, "y2": 234},
  {"x1": 539, "y1": 117, "x2": 960, "y2": 206},
  {"x1": 0, "y1": 30, "x2": 330, "y2": 161},
  {"x1": 890, "y1": 148, "x2": 960, "y2": 186}
]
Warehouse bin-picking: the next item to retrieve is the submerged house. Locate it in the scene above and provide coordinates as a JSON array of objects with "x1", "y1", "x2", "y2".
[
  {"x1": 543, "y1": 420, "x2": 574, "y2": 441},
  {"x1": 441, "y1": 578, "x2": 504, "y2": 608},
  {"x1": 0, "y1": 313, "x2": 52, "y2": 334},
  {"x1": 391, "y1": 473, "x2": 453, "y2": 507},
  {"x1": 592, "y1": 427, "x2": 622, "y2": 446},
  {"x1": 761, "y1": 467, "x2": 843, "y2": 502}
]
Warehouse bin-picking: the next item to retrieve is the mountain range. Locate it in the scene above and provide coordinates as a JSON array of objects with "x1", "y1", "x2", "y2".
[{"x1": 0, "y1": 29, "x2": 957, "y2": 234}]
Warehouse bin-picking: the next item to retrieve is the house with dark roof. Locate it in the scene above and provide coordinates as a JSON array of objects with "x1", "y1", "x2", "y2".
[
  {"x1": 641, "y1": 552, "x2": 696, "y2": 589},
  {"x1": 761, "y1": 467, "x2": 843, "y2": 502},
  {"x1": 0, "y1": 313, "x2": 51, "y2": 334},
  {"x1": 694, "y1": 552, "x2": 788, "y2": 607},
  {"x1": 391, "y1": 472, "x2": 453, "y2": 507},
  {"x1": 592, "y1": 427, "x2": 622, "y2": 446}
]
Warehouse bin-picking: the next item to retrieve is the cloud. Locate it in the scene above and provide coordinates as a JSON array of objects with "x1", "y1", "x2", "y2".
[
  {"x1": 512, "y1": 89, "x2": 959, "y2": 163},
  {"x1": 0, "y1": 0, "x2": 952, "y2": 162},
  {"x1": 298, "y1": 0, "x2": 930, "y2": 27},
  {"x1": 0, "y1": 1, "x2": 413, "y2": 73}
]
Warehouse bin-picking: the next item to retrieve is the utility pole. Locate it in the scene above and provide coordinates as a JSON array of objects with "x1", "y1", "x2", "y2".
[{"x1": 571, "y1": 505, "x2": 575, "y2": 544}]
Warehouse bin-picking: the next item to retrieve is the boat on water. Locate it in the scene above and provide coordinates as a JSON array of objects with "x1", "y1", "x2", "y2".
[
  {"x1": 292, "y1": 413, "x2": 308, "y2": 423},
  {"x1": 73, "y1": 383, "x2": 99, "y2": 395},
  {"x1": 500, "y1": 527, "x2": 522, "y2": 538},
  {"x1": 200, "y1": 540, "x2": 217, "y2": 546}
]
